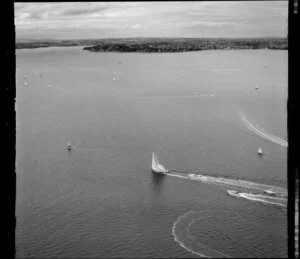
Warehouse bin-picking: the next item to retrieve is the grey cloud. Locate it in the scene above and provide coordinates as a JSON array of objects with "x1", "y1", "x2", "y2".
[
  {"x1": 62, "y1": 5, "x2": 109, "y2": 16},
  {"x1": 15, "y1": 2, "x2": 288, "y2": 39},
  {"x1": 29, "y1": 12, "x2": 42, "y2": 20}
]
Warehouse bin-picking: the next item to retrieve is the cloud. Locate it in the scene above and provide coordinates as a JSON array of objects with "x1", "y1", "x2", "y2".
[
  {"x1": 14, "y1": 2, "x2": 288, "y2": 39},
  {"x1": 61, "y1": 4, "x2": 109, "y2": 16}
]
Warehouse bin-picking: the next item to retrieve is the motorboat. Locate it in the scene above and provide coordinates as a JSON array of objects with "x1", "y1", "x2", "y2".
[
  {"x1": 227, "y1": 190, "x2": 240, "y2": 197},
  {"x1": 264, "y1": 189, "x2": 276, "y2": 195}
]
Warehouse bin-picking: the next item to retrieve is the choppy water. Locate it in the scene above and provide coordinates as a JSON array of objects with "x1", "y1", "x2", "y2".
[{"x1": 16, "y1": 47, "x2": 287, "y2": 258}]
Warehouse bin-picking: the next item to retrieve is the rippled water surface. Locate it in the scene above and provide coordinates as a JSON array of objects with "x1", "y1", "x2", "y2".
[{"x1": 16, "y1": 47, "x2": 287, "y2": 258}]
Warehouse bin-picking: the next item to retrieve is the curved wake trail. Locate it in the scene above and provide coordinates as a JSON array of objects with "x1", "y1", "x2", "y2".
[
  {"x1": 218, "y1": 94, "x2": 287, "y2": 148},
  {"x1": 172, "y1": 211, "x2": 231, "y2": 258},
  {"x1": 238, "y1": 112, "x2": 287, "y2": 147}
]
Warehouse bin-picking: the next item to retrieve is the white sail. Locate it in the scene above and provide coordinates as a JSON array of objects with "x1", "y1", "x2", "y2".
[
  {"x1": 152, "y1": 153, "x2": 158, "y2": 171},
  {"x1": 258, "y1": 147, "x2": 262, "y2": 154},
  {"x1": 152, "y1": 152, "x2": 168, "y2": 173},
  {"x1": 155, "y1": 154, "x2": 166, "y2": 172},
  {"x1": 157, "y1": 163, "x2": 167, "y2": 172}
]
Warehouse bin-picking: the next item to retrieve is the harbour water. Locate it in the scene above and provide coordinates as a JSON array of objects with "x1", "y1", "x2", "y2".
[{"x1": 16, "y1": 46, "x2": 287, "y2": 258}]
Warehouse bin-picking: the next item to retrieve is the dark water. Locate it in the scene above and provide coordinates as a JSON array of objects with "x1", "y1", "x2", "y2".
[{"x1": 16, "y1": 47, "x2": 287, "y2": 258}]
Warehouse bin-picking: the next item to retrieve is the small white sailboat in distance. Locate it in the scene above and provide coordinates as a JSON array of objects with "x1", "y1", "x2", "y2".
[
  {"x1": 255, "y1": 84, "x2": 259, "y2": 90},
  {"x1": 67, "y1": 142, "x2": 72, "y2": 150},
  {"x1": 152, "y1": 152, "x2": 168, "y2": 174},
  {"x1": 258, "y1": 147, "x2": 263, "y2": 155}
]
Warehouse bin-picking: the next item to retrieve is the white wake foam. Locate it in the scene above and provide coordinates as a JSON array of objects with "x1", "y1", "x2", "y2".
[
  {"x1": 227, "y1": 191, "x2": 287, "y2": 207},
  {"x1": 67, "y1": 145, "x2": 104, "y2": 152},
  {"x1": 136, "y1": 94, "x2": 215, "y2": 99},
  {"x1": 172, "y1": 211, "x2": 231, "y2": 258},
  {"x1": 167, "y1": 172, "x2": 287, "y2": 207},
  {"x1": 186, "y1": 173, "x2": 286, "y2": 194},
  {"x1": 239, "y1": 112, "x2": 287, "y2": 147}
]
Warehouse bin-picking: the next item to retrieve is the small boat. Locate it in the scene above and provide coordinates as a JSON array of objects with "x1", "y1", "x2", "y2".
[
  {"x1": 255, "y1": 85, "x2": 259, "y2": 90},
  {"x1": 264, "y1": 189, "x2": 276, "y2": 195},
  {"x1": 258, "y1": 147, "x2": 263, "y2": 155},
  {"x1": 113, "y1": 78, "x2": 116, "y2": 81},
  {"x1": 152, "y1": 152, "x2": 168, "y2": 174},
  {"x1": 227, "y1": 190, "x2": 240, "y2": 197},
  {"x1": 24, "y1": 82, "x2": 28, "y2": 86},
  {"x1": 67, "y1": 143, "x2": 72, "y2": 150}
]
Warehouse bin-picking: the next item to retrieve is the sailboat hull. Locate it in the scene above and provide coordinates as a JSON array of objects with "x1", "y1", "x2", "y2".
[{"x1": 152, "y1": 169, "x2": 168, "y2": 174}]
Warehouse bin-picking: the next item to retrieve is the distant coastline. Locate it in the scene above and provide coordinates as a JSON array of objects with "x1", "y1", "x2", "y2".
[{"x1": 16, "y1": 37, "x2": 287, "y2": 52}]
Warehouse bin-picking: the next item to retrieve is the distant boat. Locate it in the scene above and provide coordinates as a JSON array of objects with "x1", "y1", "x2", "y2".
[
  {"x1": 255, "y1": 85, "x2": 259, "y2": 90},
  {"x1": 113, "y1": 78, "x2": 116, "y2": 81},
  {"x1": 24, "y1": 82, "x2": 28, "y2": 86},
  {"x1": 258, "y1": 147, "x2": 263, "y2": 155},
  {"x1": 152, "y1": 152, "x2": 168, "y2": 174},
  {"x1": 67, "y1": 143, "x2": 72, "y2": 150}
]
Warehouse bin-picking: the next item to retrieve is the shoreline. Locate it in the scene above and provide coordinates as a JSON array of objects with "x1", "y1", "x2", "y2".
[{"x1": 16, "y1": 37, "x2": 287, "y2": 52}]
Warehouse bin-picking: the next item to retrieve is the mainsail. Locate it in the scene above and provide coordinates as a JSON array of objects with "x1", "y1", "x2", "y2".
[{"x1": 152, "y1": 152, "x2": 168, "y2": 173}]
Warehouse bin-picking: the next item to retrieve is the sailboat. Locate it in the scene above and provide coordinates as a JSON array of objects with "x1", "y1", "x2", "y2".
[
  {"x1": 255, "y1": 84, "x2": 259, "y2": 90},
  {"x1": 67, "y1": 142, "x2": 72, "y2": 150},
  {"x1": 152, "y1": 152, "x2": 168, "y2": 174},
  {"x1": 258, "y1": 147, "x2": 263, "y2": 155}
]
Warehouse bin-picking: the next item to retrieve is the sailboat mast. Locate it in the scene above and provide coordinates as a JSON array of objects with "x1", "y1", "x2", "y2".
[
  {"x1": 155, "y1": 153, "x2": 161, "y2": 165},
  {"x1": 152, "y1": 153, "x2": 155, "y2": 167}
]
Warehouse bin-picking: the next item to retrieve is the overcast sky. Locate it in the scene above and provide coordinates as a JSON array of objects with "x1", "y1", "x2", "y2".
[{"x1": 15, "y1": 1, "x2": 288, "y2": 40}]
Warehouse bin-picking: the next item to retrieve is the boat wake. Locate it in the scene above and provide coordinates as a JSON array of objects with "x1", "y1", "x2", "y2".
[
  {"x1": 135, "y1": 94, "x2": 215, "y2": 99},
  {"x1": 172, "y1": 211, "x2": 231, "y2": 258},
  {"x1": 167, "y1": 172, "x2": 287, "y2": 206},
  {"x1": 227, "y1": 190, "x2": 287, "y2": 207},
  {"x1": 238, "y1": 112, "x2": 287, "y2": 148},
  {"x1": 172, "y1": 208, "x2": 285, "y2": 258},
  {"x1": 67, "y1": 145, "x2": 104, "y2": 152}
]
